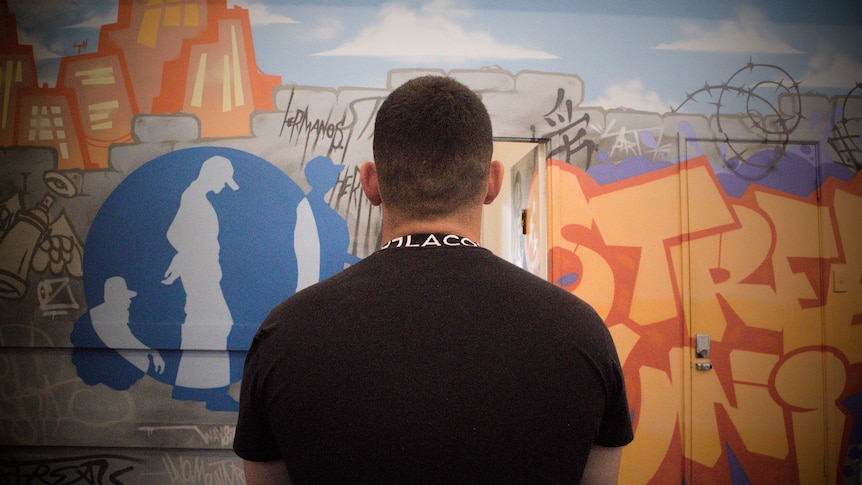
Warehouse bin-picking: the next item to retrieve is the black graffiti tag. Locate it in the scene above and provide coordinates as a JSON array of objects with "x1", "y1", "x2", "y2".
[
  {"x1": 540, "y1": 88, "x2": 596, "y2": 168},
  {"x1": 279, "y1": 88, "x2": 346, "y2": 153},
  {"x1": 0, "y1": 454, "x2": 140, "y2": 484}
]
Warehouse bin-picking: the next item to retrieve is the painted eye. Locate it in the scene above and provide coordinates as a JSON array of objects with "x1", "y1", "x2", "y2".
[{"x1": 44, "y1": 171, "x2": 83, "y2": 198}]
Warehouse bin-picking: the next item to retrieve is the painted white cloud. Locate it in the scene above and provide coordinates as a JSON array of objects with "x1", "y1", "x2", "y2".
[
  {"x1": 313, "y1": 3, "x2": 557, "y2": 60},
  {"x1": 63, "y1": 5, "x2": 118, "y2": 29},
  {"x1": 16, "y1": 29, "x2": 61, "y2": 60},
  {"x1": 309, "y1": 17, "x2": 343, "y2": 42},
  {"x1": 653, "y1": 7, "x2": 803, "y2": 54},
  {"x1": 230, "y1": 0, "x2": 299, "y2": 26},
  {"x1": 801, "y1": 43, "x2": 862, "y2": 89},
  {"x1": 586, "y1": 79, "x2": 676, "y2": 113}
]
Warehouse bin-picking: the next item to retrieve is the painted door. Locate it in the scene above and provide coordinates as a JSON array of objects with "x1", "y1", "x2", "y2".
[{"x1": 680, "y1": 138, "x2": 838, "y2": 484}]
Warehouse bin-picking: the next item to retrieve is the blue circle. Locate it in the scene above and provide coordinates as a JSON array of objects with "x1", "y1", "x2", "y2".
[{"x1": 72, "y1": 147, "x2": 304, "y2": 388}]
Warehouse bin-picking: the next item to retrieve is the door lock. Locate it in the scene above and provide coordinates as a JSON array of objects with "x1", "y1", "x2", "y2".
[
  {"x1": 695, "y1": 334, "x2": 712, "y2": 371},
  {"x1": 695, "y1": 334, "x2": 710, "y2": 359}
]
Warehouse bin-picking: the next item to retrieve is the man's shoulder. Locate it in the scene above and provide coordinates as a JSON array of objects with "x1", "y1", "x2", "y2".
[
  {"x1": 255, "y1": 254, "x2": 383, "y2": 327},
  {"x1": 477, "y1": 252, "x2": 594, "y2": 304}
]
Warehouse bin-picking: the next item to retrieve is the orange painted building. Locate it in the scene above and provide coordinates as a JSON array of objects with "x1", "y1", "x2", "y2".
[
  {"x1": 15, "y1": 88, "x2": 92, "y2": 170},
  {"x1": 0, "y1": 0, "x2": 37, "y2": 147},
  {"x1": 152, "y1": 5, "x2": 280, "y2": 137},
  {"x1": 58, "y1": 51, "x2": 138, "y2": 169},
  {"x1": 98, "y1": 0, "x2": 211, "y2": 115},
  {"x1": 4, "y1": 0, "x2": 281, "y2": 169},
  {"x1": 102, "y1": 0, "x2": 279, "y2": 138}
]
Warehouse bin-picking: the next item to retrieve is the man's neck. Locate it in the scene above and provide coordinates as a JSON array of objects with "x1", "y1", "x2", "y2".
[{"x1": 380, "y1": 207, "x2": 483, "y2": 245}]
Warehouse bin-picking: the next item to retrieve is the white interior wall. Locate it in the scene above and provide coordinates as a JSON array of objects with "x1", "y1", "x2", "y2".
[{"x1": 482, "y1": 140, "x2": 540, "y2": 264}]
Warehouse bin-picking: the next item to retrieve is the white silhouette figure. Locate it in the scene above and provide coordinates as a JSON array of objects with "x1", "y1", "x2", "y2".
[
  {"x1": 163, "y1": 156, "x2": 238, "y2": 393},
  {"x1": 91, "y1": 276, "x2": 165, "y2": 374},
  {"x1": 293, "y1": 197, "x2": 319, "y2": 292}
]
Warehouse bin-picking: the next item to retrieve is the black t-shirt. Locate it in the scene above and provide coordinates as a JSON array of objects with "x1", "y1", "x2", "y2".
[{"x1": 234, "y1": 234, "x2": 633, "y2": 483}]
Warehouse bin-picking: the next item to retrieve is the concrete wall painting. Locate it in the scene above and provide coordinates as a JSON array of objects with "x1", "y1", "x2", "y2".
[{"x1": 1, "y1": 0, "x2": 861, "y2": 483}]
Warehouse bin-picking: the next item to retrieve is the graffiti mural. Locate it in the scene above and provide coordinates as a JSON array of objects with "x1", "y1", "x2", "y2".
[
  {"x1": 545, "y1": 155, "x2": 862, "y2": 483},
  {"x1": 2, "y1": 0, "x2": 278, "y2": 170},
  {"x1": 1, "y1": 0, "x2": 861, "y2": 483},
  {"x1": 69, "y1": 147, "x2": 305, "y2": 412}
]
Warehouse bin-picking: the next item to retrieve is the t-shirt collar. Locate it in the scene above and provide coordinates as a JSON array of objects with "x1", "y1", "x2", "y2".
[{"x1": 379, "y1": 233, "x2": 481, "y2": 250}]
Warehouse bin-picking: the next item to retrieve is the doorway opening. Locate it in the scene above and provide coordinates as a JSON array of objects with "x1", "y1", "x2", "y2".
[{"x1": 482, "y1": 139, "x2": 549, "y2": 280}]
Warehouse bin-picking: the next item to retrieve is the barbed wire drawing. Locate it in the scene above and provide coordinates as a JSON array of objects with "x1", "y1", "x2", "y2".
[
  {"x1": 828, "y1": 82, "x2": 862, "y2": 172},
  {"x1": 672, "y1": 60, "x2": 804, "y2": 181}
]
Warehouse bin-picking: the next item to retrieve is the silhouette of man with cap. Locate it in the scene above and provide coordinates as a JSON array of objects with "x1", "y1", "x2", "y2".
[
  {"x1": 163, "y1": 155, "x2": 240, "y2": 411},
  {"x1": 91, "y1": 276, "x2": 165, "y2": 375}
]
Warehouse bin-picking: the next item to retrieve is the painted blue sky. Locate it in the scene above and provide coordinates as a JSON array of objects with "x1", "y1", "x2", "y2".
[{"x1": 9, "y1": 0, "x2": 862, "y2": 114}]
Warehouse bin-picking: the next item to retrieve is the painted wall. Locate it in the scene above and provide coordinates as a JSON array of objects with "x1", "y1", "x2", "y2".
[{"x1": 1, "y1": 1, "x2": 860, "y2": 484}]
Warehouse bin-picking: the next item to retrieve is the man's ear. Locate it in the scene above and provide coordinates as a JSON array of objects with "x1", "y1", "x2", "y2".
[
  {"x1": 484, "y1": 160, "x2": 504, "y2": 205},
  {"x1": 360, "y1": 161, "x2": 383, "y2": 206}
]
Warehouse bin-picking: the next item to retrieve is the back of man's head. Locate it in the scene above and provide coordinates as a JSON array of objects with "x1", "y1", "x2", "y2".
[{"x1": 373, "y1": 76, "x2": 493, "y2": 220}]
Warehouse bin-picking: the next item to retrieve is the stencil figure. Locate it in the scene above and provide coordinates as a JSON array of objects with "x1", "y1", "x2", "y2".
[
  {"x1": 91, "y1": 276, "x2": 165, "y2": 375},
  {"x1": 294, "y1": 156, "x2": 359, "y2": 291},
  {"x1": 163, "y1": 155, "x2": 239, "y2": 411}
]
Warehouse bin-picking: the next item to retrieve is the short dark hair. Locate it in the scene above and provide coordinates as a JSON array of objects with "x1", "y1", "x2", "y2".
[{"x1": 373, "y1": 76, "x2": 494, "y2": 219}]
